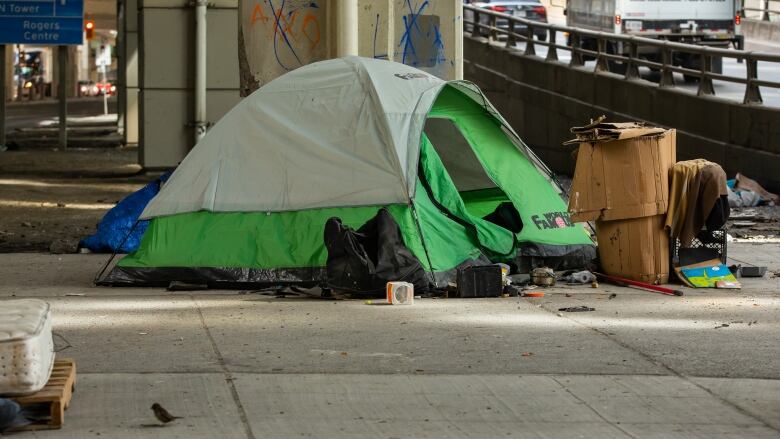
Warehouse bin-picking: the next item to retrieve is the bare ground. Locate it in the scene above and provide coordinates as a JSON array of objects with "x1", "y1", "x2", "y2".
[
  {"x1": 0, "y1": 147, "x2": 159, "y2": 252},
  {"x1": 728, "y1": 205, "x2": 780, "y2": 240}
]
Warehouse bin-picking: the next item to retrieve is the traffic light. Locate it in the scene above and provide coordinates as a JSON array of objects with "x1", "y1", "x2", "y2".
[{"x1": 85, "y1": 20, "x2": 95, "y2": 40}]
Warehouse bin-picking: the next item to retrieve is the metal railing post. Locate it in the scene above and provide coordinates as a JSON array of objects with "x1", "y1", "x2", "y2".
[
  {"x1": 697, "y1": 53, "x2": 715, "y2": 96},
  {"x1": 546, "y1": 29, "x2": 559, "y2": 61},
  {"x1": 744, "y1": 58, "x2": 763, "y2": 104},
  {"x1": 490, "y1": 14, "x2": 498, "y2": 41},
  {"x1": 660, "y1": 46, "x2": 675, "y2": 87},
  {"x1": 472, "y1": 10, "x2": 481, "y2": 38},
  {"x1": 763, "y1": 0, "x2": 770, "y2": 20},
  {"x1": 524, "y1": 25, "x2": 536, "y2": 56},
  {"x1": 595, "y1": 38, "x2": 609, "y2": 72},
  {"x1": 625, "y1": 41, "x2": 640, "y2": 79},
  {"x1": 570, "y1": 33, "x2": 584, "y2": 67},
  {"x1": 506, "y1": 19, "x2": 516, "y2": 48}
]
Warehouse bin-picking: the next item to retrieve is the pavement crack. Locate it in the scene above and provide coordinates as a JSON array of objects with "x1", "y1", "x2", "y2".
[
  {"x1": 192, "y1": 295, "x2": 256, "y2": 439},
  {"x1": 549, "y1": 376, "x2": 639, "y2": 439},
  {"x1": 538, "y1": 302, "x2": 780, "y2": 434}
]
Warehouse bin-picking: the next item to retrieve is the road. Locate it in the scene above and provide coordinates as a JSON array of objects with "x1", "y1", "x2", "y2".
[
  {"x1": 4, "y1": 96, "x2": 118, "y2": 131},
  {"x1": 515, "y1": 34, "x2": 780, "y2": 107},
  {"x1": 521, "y1": 8, "x2": 780, "y2": 107}
]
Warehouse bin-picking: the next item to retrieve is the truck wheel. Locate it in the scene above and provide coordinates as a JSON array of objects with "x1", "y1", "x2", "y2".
[
  {"x1": 607, "y1": 42, "x2": 627, "y2": 75},
  {"x1": 679, "y1": 53, "x2": 700, "y2": 82},
  {"x1": 682, "y1": 55, "x2": 721, "y2": 82},
  {"x1": 712, "y1": 56, "x2": 723, "y2": 75}
]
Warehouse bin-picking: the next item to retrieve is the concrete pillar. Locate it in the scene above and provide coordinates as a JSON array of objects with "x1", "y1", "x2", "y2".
[
  {"x1": 237, "y1": 0, "x2": 329, "y2": 95},
  {"x1": 120, "y1": 0, "x2": 140, "y2": 145},
  {"x1": 138, "y1": 0, "x2": 240, "y2": 168},
  {"x1": 384, "y1": 0, "x2": 463, "y2": 80},
  {"x1": 52, "y1": 47, "x2": 78, "y2": 99},
  {"x1": 336, "y1": 0, "x2": 359, "y2": 57},
  {"x1": 68, "y1": 46, "x2": 78, "y2": 98},
  {"x1": 357, "y1": 0, "x2": 393, "y2": 61}
]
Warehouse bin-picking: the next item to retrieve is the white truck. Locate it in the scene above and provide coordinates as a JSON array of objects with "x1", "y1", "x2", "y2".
[{"x1": 565, "y1": 0, "x2": 744, "y2": 78}]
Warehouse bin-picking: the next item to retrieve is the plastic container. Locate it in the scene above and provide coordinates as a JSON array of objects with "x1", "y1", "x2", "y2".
[
  {"x1": 386, "y1": 282, "x2": 414, "y2": 305},
  {"x1": 497, "y1": 263, "x2": 510, "y2": 285}
]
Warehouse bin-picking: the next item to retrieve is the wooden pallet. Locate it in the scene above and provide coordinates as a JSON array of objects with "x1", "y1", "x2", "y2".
[{"x1": 10, "y1": 358, "x2": 77, "y2": 431}]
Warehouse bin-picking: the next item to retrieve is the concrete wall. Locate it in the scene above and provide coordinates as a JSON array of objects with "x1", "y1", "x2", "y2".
[
  {"x1": 742, "y1": 19, "x2": 780, "y2": 41},
  {"x1": 138, "y1": 0, "x2": 241, "y2": 168},
  {"x1": 463, "y1": 36, "x2": 780, "y2": 192}
]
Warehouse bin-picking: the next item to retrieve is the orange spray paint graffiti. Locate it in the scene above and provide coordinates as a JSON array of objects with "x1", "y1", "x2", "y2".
[{"x1": 248, "y1": 0, "x2": 322, "y2": 69}]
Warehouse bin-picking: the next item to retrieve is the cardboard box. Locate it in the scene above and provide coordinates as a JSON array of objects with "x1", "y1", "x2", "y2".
[
  {"x1": 567, "y1": 120, "x2": 676, "y2": 223},
  {"x1": 595, "y1": 215, "x2": 669, "y2": 284}
]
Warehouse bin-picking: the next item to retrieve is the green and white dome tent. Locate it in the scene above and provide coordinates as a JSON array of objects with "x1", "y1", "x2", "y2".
[{"x1": 100, "y1": 56, "x2": 595, "y2": 291}]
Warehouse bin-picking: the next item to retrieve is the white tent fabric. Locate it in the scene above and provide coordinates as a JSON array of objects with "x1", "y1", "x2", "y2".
[{"x1": 141, "y1": 57, "x2": 448, "y2": 219}]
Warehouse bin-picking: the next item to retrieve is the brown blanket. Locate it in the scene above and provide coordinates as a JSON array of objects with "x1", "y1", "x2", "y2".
[{"x1": 665, "y1": 160, "x2": 728, "y2": 246}]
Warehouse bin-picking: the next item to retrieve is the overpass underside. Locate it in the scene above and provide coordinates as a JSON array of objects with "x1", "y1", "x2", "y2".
[{"x1": 463, "y1": 36, "x2": 780, "y2": 192}]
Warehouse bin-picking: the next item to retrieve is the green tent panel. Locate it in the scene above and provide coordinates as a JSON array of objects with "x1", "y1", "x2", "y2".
[{"x1": 101, "y1": 57, "x2": 594, "y2": 289}]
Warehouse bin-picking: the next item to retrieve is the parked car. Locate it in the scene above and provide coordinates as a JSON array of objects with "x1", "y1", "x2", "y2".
[
  {"x1": 79, "y1": 81, "x2": 100, "y2": 97},
  {"x1": 96, "y1": 82, "x2": 117, "y2": 96},
  {"x1": 465, "y1": 0, "x2": 549, "y2": 41},
  {"x1": 79, "y1": 81, "x2": 116, "y2": 97}
]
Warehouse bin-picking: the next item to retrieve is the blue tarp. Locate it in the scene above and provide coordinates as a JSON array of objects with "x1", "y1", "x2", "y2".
[{"x1": 80, "y1": 172, "x2": 172, "y2": 253}]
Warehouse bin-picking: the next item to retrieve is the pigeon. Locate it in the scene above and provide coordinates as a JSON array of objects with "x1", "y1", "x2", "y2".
[
  {"x1": 151, "y1": 403, "x2": 182, "y2": 424},
  {"x1": 0, "y1": 398, "x2": 30, "y2": 433}
]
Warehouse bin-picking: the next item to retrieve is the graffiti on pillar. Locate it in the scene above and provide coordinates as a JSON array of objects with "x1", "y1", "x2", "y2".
[
  {"x1": 367, "y1": 0, "x2": 454, "y2": 78},
  {"x1": 397, "y1": 0, "x2": 447, "y2": 69},
  {"x1": 239, "y1": 0, "x2": 326, "y2": 95},
  {"x1": 372, "y1": 14, "x2": 388, "y2": 60},
  {"x1": 239, "y1": 0, "x2": 461, "y2": 96}
]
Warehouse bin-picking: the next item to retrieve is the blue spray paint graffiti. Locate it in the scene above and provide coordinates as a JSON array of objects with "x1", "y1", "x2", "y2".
[
  {"x1": 397, "y1": 0, "x2": 446, "y2": 69},
  {"x1": 269, "y1": 0, "x2": 302, "y2": 71}
]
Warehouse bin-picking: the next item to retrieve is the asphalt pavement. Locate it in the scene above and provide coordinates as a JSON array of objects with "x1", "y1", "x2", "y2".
[{"x1": 4, "y1": 97, "x2": 118, "y2": 131}]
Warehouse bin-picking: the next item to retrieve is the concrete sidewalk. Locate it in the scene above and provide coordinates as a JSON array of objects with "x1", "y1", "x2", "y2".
[{"x1": 1, "y1": 243, "x2": 779, "y2": 438}]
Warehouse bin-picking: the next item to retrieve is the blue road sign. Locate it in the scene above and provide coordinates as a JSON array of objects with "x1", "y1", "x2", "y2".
[{"x1": 0, "y1": 0, "x2": 84, "y2": 45}]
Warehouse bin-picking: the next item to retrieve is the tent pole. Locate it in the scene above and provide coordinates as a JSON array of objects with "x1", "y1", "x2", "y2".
[{"x1": 410, "y1": 203, "x2": 438, "y2": 288}]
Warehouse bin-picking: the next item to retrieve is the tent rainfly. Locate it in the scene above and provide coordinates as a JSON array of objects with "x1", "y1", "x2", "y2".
[{"x1": 99, "y1": 56, "x2": 595, "y2": 293}]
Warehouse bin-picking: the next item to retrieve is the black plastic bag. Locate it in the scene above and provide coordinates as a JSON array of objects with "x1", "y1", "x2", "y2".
[{"x1": 324, "y1": 208, "x2": 429, "y2": 296}]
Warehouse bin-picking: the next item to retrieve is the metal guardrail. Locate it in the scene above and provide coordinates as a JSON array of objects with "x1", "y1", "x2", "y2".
[
  {"x1": 744, "y1": 0, "x2": 780, "y2": 20},
  {"x1": 464, "y1": 4, "x2": 780, "y2": 105}
]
